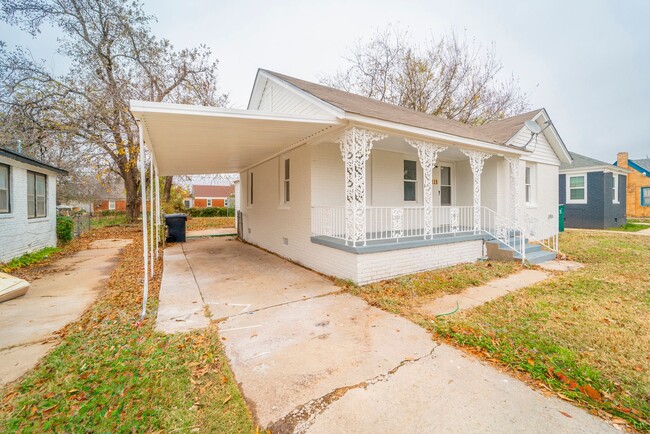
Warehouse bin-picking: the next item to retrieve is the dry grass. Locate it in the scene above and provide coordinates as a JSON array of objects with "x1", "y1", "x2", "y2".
[
  {"x1": 0, "y1": 225, "x2": 255, "y2": 432},
  {"x1": 187, "y1": 216, "x2": 235, "y2": 231},
  {"x1": 343, "y1": 260, "x2": 522, "y2": 316},
  {"x1": 434, "y1": 232, "x2": 650, "y2": 430}
]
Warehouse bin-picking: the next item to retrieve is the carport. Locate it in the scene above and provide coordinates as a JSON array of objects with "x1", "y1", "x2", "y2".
[{"x1": 129, "y1": 100, "x2": 341, "y2": 318}]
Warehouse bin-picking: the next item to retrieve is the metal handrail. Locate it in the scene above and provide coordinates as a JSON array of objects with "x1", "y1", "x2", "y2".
[
  {"x1": 524, "y1": 211, "x2": 559, "y2": 252},
  {"x1": 481, "y1": 207, "x2": 526, "y2": 263}
]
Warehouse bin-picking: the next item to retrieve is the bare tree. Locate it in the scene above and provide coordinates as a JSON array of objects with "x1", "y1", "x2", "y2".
[
  {"x1": 322, "y1": 25, "x2": 529, "y2": 125},
  {"x1": 0, "y1": 0, "x2": 228, "y2": 220}
]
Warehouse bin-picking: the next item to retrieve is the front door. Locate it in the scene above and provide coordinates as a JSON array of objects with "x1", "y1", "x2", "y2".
[{"x1": 434, "y1": 164, "x2": 453, "y2": 207}]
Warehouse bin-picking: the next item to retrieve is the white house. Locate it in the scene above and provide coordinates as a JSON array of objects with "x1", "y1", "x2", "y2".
[
  {"x1": 131, "y1": 69, "x2": 571, "y2": 284},
  {"x1": 0, "y1": 147, "x2": 68, "y2": 263}
]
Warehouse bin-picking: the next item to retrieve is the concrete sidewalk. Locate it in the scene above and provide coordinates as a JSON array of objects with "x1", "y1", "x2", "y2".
[
  {"x1": 419, "y1": 269, "x2": 549, "y2": 316},
  {"x1": 0, "y1": 238, "x2": 131, "y2": 386},
  {"x1": 157, "y1": 238, "x2": 617, "y2": 433}
]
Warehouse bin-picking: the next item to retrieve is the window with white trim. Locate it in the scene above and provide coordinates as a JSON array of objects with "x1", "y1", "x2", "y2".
[
  {"x1": 27, "y1": 171, "x2": 47, "y2": 218},
  {"x1": 612, "y1": 173, "x2": 619, "y2": 204},
  {"x1": 641, "y1": 187, "x2": 650, "y2": 207},
  {"x1": 567, "y1": 174, "x2": 587, "y2": 204},
  {"x1": 0, "y1": 163, "x2": 9, "y2": 213},
  {"x1": 403, "y1": 160, "x2": 417, "y2": 201},
  {"x1": 249, "y1": 172, "x2": 254, "y2": 205},
  {"x1": 207, "y1": 198, "x2": 212, "y2": 207},
  {"x1": 525, "y1": 164, "x2": 536, "y2": 205},
  {"x1": 283, "y1": 158, "x2": 290, "y2": 203},
  {"x1": 183, "y1": 199, "x2": 191, "y2": 208},
  {"x1": 108, "y1": 200, "x2": 116, "y2": 210}
]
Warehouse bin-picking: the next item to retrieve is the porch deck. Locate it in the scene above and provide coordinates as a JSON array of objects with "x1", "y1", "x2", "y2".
[{"x1": 311, "y1": 231, "x2": 488, "y2": 254}]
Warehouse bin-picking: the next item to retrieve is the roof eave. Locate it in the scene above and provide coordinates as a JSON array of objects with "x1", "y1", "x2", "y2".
[{"x1": 344, "y1": 113, "x2": 530, "y2": 156}]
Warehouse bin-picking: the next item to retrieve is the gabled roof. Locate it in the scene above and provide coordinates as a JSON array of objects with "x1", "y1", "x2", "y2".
[
  {"x1": 260, "y1": 70, "x2": 571, "y2": 163},
  {"x1": 192, "y1": 184, "x2": 234, "y2": 198},
  {"x1": 560, "y1": 152, "x2": 629, "y2": 174},
  {"x1": 0, "y1": 147, "x2": 68, "y2": 175}
]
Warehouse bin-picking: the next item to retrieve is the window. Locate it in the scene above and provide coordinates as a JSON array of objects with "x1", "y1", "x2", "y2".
[
  {"x1": 525, "y1": 165, "x2": 536, "y2": 205},
  {"x1": 108, "y1": 200, "x2": 116, "y2": 210},
  {"x1": 0, "y1": 163, "x2": 9, "y2": 213},
  {"x1": 567, "y1": 174, "x2": 587, "y2": 204},
  {"x1": 27, "y1": 171, "x2": 47, "y2": 218},
  {"x1": 642, "y1": 187, "x2": 650, "y2": 207},
  {"x1": 249, "y1": 172, "x2": 254, "y2": 205},
  {"x1": 183, "y1": 199, "x2": 191, "y2": 208},
  {"x1": 207, "y1": 198, "x2": 212, "y2": 207},
  {"x1": 283, "y1": 158, "x2": 290, "y2": 203},
  {"x1": 440, "y1": 166, "x2": 452, "y2": 206},
  {"x1": 403, "y1": 160, "x2": 417, "y2": 201},
  {"x1": 612, "y1": 173, "x2": 619, "y2": 204}
]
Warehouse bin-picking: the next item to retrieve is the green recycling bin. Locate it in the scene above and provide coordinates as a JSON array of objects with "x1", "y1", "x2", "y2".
[{"x1": 558, "y1": 204, "x2": 565, "y2": 232}]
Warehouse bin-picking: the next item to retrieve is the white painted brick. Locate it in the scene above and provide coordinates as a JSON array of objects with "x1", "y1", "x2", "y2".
[{"x1": 0, "y1": 156, "x2": 58, "y2": 262}]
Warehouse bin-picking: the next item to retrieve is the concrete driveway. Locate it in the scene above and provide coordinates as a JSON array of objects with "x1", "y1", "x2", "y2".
[{"x1": 158, "y1": 237, "x2": 617, "y2": 433}]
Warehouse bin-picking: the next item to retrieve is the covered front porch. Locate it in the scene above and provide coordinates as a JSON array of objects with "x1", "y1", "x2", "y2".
[{"x1": 309, "y1": 127, "x2": 531, "y2": 257}]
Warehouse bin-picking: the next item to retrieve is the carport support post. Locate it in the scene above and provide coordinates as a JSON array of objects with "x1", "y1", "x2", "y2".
[
  {"x1": 138, "y1": 122, "x2": 149, "y2": 319},
  {"x1": 154, "y1": 164, "x2": 161, "y2": 259},
  {"x1": 460, "y1": 149, "x2": 492, "y2": 233},
  {"x1": 406, "y1": 139, "x2": 447, "y2": 239},
  {"x1": 337, "y1": 127, "x2": 386, "y2": 246},
  {"x1": 150, "y1": 159, "x2": 154, "y2": 276}
]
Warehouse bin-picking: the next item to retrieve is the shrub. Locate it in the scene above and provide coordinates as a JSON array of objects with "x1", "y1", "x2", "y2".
[
  {"x1": 186, "y1": 207, "x2": 232, "y2": 217},
  {"x1": 56, "y1": 216, "x2": 74, "y2": 243},
  {"x1": 98, "y1": 210, "x2": 126, "y2": 217}
]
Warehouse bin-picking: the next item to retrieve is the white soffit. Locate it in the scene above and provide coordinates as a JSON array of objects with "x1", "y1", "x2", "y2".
[{"x1": 130, "y1": 100, "x2": 340, "y2": 176}]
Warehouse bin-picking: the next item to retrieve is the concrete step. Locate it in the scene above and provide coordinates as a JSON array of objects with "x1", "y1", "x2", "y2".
[
  {"x1": 487, "y1": 239, "x2": 540, "y2": 254},
  {"x1": 514, "y1": 249, "x2": 557, "y2": 264}
]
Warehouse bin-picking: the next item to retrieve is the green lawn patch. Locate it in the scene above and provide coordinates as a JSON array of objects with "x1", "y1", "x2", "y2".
[
  {"x1": 608, "y1": 222, "x2": 649, "y2": 232},
  {"x1": 1, "y1": 247, "x2": 60, "y2": 273}
]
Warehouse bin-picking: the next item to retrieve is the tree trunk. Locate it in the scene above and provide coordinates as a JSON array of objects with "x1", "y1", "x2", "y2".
[
  {"x1": 124, "y1": 169, "x2": 141, "y2": 222},
  {"x1": 163, "y1": 176, "x2": 173, "y2": 202}
]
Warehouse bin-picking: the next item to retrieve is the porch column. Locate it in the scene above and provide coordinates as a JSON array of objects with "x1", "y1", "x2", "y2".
[
  {"x1": 405, "y1": 139, "x2": 447, "y2": 238},
  {"x1": 460, "y1": 149, "x2": 492, "y2": 233},
  {"x1": 337, "y1": 127, "x2": 386, "y2": 246},
  {"x1": 505, "y1": 156, "x2": 521, "y2": 227}
]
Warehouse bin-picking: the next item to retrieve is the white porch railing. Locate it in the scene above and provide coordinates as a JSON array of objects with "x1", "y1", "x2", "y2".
[
  {"x1": 311, "y1": 205, "x2": 527, "y2": 261},
  {"x1": 524, "y1": 212, "x2": 559, "y2": 252}
]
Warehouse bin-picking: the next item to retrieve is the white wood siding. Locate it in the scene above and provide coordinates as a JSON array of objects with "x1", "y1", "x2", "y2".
[
  {"x1": 510, "y1": 128, "x2": 560, "y2": 166},
  {"x1": 256, "y1": 80, "x2": 330, "y2": 117}
]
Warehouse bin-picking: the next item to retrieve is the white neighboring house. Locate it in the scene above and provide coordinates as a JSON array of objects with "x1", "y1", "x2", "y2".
[
  {"x1": 0, "y1": 147, "x2": 68, "y2": 263},
  {"x1": 131, "y1": 69, "x2": 571, "y2": 285}
]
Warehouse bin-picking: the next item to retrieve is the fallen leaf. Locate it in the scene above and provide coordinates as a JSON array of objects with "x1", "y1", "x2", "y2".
[
  {"x1": 611, "y1": 417, "x2": 628, "y2": 425},
  {"x1": 559, "y1": 411, "x2": 572, "y2": 418},
  {"x1": 579, "y1": 385, "x2": 602, "y2": 402},
  {"x1": 527, "y1": 358, "x2": 535, "y2": 366},
  {"x1": 223, "y1": 395, "x2": 232, "y2": 405}
]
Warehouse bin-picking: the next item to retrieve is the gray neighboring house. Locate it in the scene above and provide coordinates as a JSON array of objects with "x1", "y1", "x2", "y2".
[{"x1": 559, "y1": 152, "x2": 629, "y2": 229}]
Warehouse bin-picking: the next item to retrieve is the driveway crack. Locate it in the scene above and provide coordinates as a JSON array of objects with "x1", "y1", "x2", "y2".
[{"x1": 268, "y1": 342, "x2": 439, "y2": 434}]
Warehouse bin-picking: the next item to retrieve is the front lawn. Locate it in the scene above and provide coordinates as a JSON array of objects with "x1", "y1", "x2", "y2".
[
  {"x1": 0, "y1": 226, "x2": 254, "y2": 433},
  {"x1": 342, "y1": 232, "x2": 650, "y2": 431}
]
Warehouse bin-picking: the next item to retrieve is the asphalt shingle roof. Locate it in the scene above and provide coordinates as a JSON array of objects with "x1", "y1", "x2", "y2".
[
  {"x1": 560, "y1": 152, "x2": 617, "y2": 171},
  {"x1": 263, "y1": 70, "x2": 542, "y2": 147}
]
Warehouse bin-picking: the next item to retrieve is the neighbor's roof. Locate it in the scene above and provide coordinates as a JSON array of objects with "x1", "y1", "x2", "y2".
[
  {"x1": 631, "y1": 158, "x2": 650, "y2": 172},
  {"x1": 560, "y1": 152, "x2": 628, "y2": 174},
  {"x1": 192, "y1": 184, "x2": 234, "y2": 198},
  {"x1": 262, "y1": 70, "x2": 541, "y2": 147},
  {"x1": 0, "y1": 147, "x2": 68, "y2": 175}
]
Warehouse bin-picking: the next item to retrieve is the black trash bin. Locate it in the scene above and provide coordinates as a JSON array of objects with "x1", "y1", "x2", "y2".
[{"x1": 165, "y1": 213, "x2": 187, "y2": 243}]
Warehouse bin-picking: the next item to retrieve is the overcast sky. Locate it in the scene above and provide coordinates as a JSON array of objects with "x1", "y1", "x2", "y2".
[{"x1": 2, "y1": 0, "x2": 649, "y2": 163}]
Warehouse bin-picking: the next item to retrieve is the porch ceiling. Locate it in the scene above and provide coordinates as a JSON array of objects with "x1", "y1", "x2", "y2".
[{"x1": 130, "y1": 100, "x2": 341, "y2": 176}]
